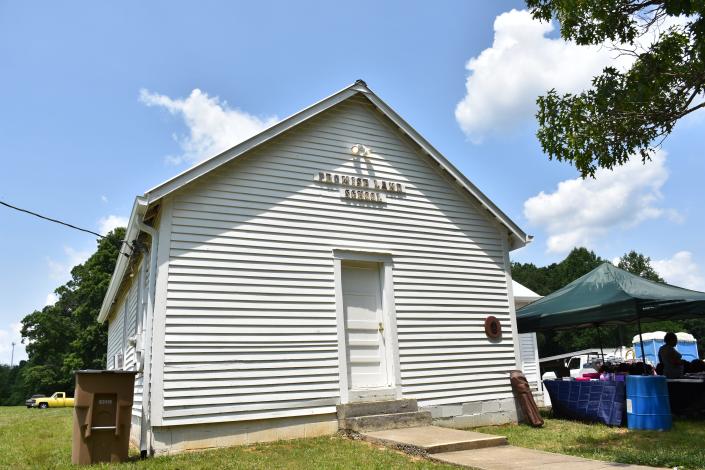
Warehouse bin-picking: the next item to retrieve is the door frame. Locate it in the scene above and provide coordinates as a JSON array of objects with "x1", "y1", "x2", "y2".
[{"x1": 333, "y1": 249, "x2": 402, "y2": 404}]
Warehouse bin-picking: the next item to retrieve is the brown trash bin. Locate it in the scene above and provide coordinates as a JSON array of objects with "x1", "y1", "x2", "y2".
[{"x1": 72, "y1": 370, "x2": 138, "y2": 465}]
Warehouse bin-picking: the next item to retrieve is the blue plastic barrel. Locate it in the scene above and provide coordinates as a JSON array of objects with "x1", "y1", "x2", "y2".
[{"x1": 625, "y1": 376, "x2": 672, "y2": 431}]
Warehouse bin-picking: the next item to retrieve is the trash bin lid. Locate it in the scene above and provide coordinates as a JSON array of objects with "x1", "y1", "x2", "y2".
[{"x1": 74, "y1": 369, "x2": 139, "y2": 375}]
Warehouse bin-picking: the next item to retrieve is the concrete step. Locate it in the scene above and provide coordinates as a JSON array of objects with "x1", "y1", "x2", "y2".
[
  {"x1": 361, "y1": 426, "x2": 508, "y2": 454},
  {"x1": 336, "y1": 399, "x2": 418, "y2": 419},
  {"x1": 339, "y1": 411, "x2": 432, "y2": 432}
]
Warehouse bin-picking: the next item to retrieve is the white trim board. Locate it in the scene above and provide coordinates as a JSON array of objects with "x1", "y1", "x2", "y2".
[{"x1": 148, "y1": 197, "x2": 173, "y2": 427}]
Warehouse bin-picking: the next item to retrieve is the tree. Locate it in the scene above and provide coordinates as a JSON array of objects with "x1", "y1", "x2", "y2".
[
  {"x1": 18, "y1": 228, "x2": 125, "y2": 398},
  {"x1": 617, "y1": 250, "x2": 664, "y2": 282},
  {"x1": 512, "y1": 247, "x2": 604, "y2": 296},
  {"x1": 527, "y1": 0, "x2": 705, "y2": 177},
  {"x1": 0, "y1": 363, "x2": 25, "y2": 406},
  {"x1": 553, "y1": 247, "x2": 604, "y2": 288}
]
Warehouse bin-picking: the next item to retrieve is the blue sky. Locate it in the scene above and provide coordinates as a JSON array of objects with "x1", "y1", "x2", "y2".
[{"x1": 1, "y1": 1, "x2": 703, "y2": 363}]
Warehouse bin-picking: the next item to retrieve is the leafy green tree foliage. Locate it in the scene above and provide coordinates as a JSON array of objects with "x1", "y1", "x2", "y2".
[
  {"x1": 526, "y1": 0, "x2": 705, "y2": 177},
  {"x1": 16, "y1": 228, "x2": 125, "y2": 400},
  {"x1": 617, "y1": 250, "x2": 664, "y2": 282},
  {"x1": 513, "y1": 247, "x2": 604, "y2": 297},
  {"x1": 0, "y1": 363, "x2": 28, "y2": 405}
]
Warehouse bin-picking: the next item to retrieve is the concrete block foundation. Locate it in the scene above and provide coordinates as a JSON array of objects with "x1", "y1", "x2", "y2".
[
  {"x1": 426, "y1": 397, "x2": 519, "y2": 429},
  {"x1": 150, "y1": 413, "x2": 338, "y2": 455},
  {"x1": 135, "y1": 396, "x2": 527, "y2": 455},
  {"x1": 130, "y1": 415, "x2": 142, "y2": 448}
]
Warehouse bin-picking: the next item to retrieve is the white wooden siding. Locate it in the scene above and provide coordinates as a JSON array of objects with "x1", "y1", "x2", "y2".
[
  {"x1": 106, "y1": 262, "x2": 145, "y2": 417},
  {"x1": 519, "y1": 333, "x2": 542, "y2": 393},
  {"x1": 132, "y1": 373, "x2": 144, "y2": 419},
  {"x1": 107, "y1": 296, "x2": 126, "y2": 370},
  {"x1": 159, "y1": 96, "x2": 516, "y2": 425},
  {"x1": 123, "y1": 275, "x2": 139, "y2": 370}
]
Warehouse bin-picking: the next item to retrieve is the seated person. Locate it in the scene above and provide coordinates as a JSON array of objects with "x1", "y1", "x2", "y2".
[
  {"x1": 658, "y1": 332, "x2": 685, "y2": 378},
  {"x1": 656, "y1": 362, "x2": 664, "y2": 376},
  {"x1": 685, "y1": 358, "x2": 705, "y2": 374}
]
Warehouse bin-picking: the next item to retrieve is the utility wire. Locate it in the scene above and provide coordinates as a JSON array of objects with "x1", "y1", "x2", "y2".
[{"x1": 1, "y1": 200, "x2": 106, "y2": 239}]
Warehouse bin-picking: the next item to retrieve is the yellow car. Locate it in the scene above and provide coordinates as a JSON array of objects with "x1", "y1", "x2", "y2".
[{"x1": 33, "y1": 392, "x2": 75, "y2": 409}]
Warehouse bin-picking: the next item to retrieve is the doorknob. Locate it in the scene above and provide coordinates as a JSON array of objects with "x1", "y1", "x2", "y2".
[{"x1": 378, "y1": 322, "x2": 384, "y2": 333}]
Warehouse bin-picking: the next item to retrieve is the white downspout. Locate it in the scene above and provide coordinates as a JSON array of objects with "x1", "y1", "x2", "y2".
[{"x1": 137, "y1": 220, "x2": 158, "y2": 457}]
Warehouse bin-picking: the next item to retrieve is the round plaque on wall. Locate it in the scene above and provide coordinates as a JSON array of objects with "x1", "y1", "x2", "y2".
[{"x1": 484, "y1": 316, "x2": 502, "y2": 339}]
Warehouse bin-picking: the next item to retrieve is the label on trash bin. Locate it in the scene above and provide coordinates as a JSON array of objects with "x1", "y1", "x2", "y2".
[{"x1": 626, "y1": 398, "x2": 632, "y2": 414}]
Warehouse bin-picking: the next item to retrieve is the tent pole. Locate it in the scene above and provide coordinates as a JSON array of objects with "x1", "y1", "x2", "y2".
[
  {"x1": 636, "y1": 313, "x2": 647, "y2": 374},
  {"x1": 596, "y1": 324, "x2": 605, "y2": 364}
]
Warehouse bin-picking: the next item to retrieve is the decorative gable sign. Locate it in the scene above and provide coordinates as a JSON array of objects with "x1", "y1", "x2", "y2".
[{"x1": 315, "y1": 171, "x2": 405, "y2": 203}]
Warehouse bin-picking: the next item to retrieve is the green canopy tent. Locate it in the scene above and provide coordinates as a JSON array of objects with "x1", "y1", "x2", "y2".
[{"x1": 516, "y1": 262, "x2": 705, "y2": 363}]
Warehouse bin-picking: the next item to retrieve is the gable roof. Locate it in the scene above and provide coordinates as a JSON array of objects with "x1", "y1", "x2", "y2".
[
  {"x1": 99, "y1": 80, "x2": 530, "y2": 322},
  {"x1": 143, "y1": 80, "x2": 529, "y2": 247}
]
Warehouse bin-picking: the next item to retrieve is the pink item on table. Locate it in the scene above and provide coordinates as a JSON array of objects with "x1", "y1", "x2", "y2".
[
  {"x1": 582, "y1": 372, "x2": 600, "y2": 379},
  {"x1": 575, "y1": 377, "x2": 590, "y2": 382}
]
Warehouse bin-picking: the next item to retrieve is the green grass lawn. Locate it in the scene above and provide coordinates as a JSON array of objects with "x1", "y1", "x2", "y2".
[
  {"x1": 0, "y1": 407, "x2": 457, "y2": 469},
  {"x1": 474, "y1": 411, "x2": 705, "y2": 469},
  {"x1": 6, "y1": 406, "x2": 705, "y2": 469}
]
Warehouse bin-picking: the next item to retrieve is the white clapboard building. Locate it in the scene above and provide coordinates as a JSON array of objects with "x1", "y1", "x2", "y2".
[{"x1": 98, "y1": 80, "x2": 531, "y2": 455}]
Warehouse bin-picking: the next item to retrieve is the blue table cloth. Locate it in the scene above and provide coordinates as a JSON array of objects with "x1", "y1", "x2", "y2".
[{"x1": 543, "y1": 380, "x2": 626, "y2": 426}]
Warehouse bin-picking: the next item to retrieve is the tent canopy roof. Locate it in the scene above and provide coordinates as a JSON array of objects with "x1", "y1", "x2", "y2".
[{"x1": 516, "y1": 262, "x2": 705, "y2": 333}]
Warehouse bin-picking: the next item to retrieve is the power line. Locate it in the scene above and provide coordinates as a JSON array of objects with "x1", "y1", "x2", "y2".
[{"x1": 1, "y1": 200, "x2": 106, "y2": 239}]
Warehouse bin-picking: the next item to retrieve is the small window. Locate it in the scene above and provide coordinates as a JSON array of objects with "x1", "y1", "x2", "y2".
[
  {"x1": 113, "y1": 351, "x2": 124, "y2": 370},
  {"x1": 567, "y1": 357, "x2": 580, "y2": 370}
]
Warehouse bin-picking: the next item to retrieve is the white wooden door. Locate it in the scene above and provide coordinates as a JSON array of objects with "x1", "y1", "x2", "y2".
[{"x1": 342, "y1": 261, "x2": 388, "y2": 390}]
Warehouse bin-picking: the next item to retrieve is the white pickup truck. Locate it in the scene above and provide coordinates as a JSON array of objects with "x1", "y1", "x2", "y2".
[
  {"x1": 540, "y1": 349, "x2": 606, "y2": 379},
  {"x1": 565, "y1": 354, "x2": 602, "y2": 377}
]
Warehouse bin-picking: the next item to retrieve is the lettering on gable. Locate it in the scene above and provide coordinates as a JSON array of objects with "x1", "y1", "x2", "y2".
[{"x1": 314, "y1": 172, "x2": 405, "y2": 204}]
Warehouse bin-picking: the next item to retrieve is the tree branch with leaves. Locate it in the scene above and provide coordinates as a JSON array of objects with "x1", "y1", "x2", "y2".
[{"x1": 527, "y1": 0, "x2": 705, "y2": 177}]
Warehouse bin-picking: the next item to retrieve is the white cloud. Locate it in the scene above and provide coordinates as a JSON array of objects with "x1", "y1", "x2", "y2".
[
  {"x1": 455, "y1": 9, "x2": 634, "y2": 141},
  {"x1": 140, "y1": 88, "x2": 278, "y2": 165},
  {"x1": 653, "y1": 251, "x2": 705, "y2": 291},
  {"x1": 524, "y1": 150, "x2": 676, "y2": 253},
  {"x1": 47, "y1": 246, "x2": 91, "y2": 281},
  {"x1": 98, "y1": 214, "x2": 128, "y2": 235},
  {"x1": 45, "y1": 292, "x2": 59, "y2": 306},
  {"x1": 101, "y1": 195, "x2": 108, "y2": 203},
  {"x1": 0, "y1": 322, "x2": 26, "y2": 365}
]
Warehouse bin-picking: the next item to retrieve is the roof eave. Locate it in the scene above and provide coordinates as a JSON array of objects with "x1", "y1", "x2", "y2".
[
  {"x1": 357, "y1": 87, "x2": 530, "y2": 250},
  {"x1": 143, "y1": 82, "x2": 366, "y2": 203},
  {"x1": 97, "y1": 197, "x2": 148, "y2": 323}
]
